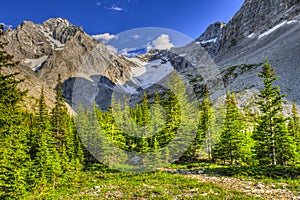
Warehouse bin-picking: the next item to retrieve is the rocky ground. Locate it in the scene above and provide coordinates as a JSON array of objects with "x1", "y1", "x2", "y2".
[{"x1": 162, "y1": 169, "x2": 300, "y2": 200}]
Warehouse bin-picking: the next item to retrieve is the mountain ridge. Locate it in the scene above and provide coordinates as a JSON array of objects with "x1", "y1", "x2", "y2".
[{"x1": 1, "y1": 0, "x2": 300, "y2": 111}]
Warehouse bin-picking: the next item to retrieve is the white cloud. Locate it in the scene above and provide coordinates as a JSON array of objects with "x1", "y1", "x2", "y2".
[
  {"x1": 152, "y1": 34, "x2": 174, "y2": 50},
  {"x1": 146, "y1": 42, "x2": 154, "y2": 52},
  {"x1": 92, "y1": 33, "x2": 116, "y2": 43},
  {"x1": 106, "y1": 4, "x2": 125, "y2": 11},
  {"x1": 131, "y1": 35, "x2": 140, "y2": 39},
  {"x1": 120, "y1": 48, "x2": 136, "y2": 56},
  {"x1": 119, "y1": 48, "x2": 146, "y2": 58},
  {"x1": 96, "y1": 2, "x2": 101, "y2": 6},
  {"x1": 0, "y1": 22, "x2": 13, "y2": 29},
  {"x1": 106, "y1": 45, "x2": 118, "y2": 54}
]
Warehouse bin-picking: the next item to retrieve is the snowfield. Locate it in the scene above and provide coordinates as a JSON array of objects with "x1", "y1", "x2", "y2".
[
  {"x1": 258, "y1": 21, "x2": 287, "y2": 39},
  {"x1": 24, "y1": 56, "x2": 48, "y2": 72},
  {"x1": 115, "y1": 58, "x2": 173, "y2": 94},
  {"x1": 200, "y1": 37, "x2": 218, "y2": 44}
]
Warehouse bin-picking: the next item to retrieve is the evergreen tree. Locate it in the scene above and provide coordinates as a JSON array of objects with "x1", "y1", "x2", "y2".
[
  {"x1": 213, "y1": 90, "x2": 245, "y2": 165},
  {"x1": 165, "y1": 71, "x2": 198, "y2": 161},
  {"x1": 34, "y1": 88, "x2": 62, "y2": 190},
  {"x1": 275, "y1": 115, "x2": 297, "y2": 165},
  {"x1": 0, "y1": 24, "x2": 31, "y2": 199},
  {"x1": 288, "y1": 102, "x2": 300, "y2": 163},
  {"x1": 198, "y1": 86, "x2": 214, "y2": 160},
  {"x1": 253, "y1": 60, "x2": 292, "y2": 165},
  {"x1": 75, "y1": 103, "x2": 98, "y2": 164},
  {"x1": 52, "y1": 74, "x2": 69, "y2": 153},
  {"x1": 51, "y1": 74, "x2": 78, "y2": 173}
]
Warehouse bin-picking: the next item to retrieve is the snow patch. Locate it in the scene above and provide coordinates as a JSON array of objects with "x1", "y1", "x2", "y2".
[
  {"x1": 247, "y1": 33, "x2": 255, "y2": 38},
  {"x1": 258, "y1": 21, "x2": 287, "y2": 39},
  {"x1": 24, "y1": 56, "x2": 48, "y2": 72},
  {"x1": 130, "y1": 57, "x2": 148, "y2": 66},
  {"x1": 287, "y1": 20, "x2": 298, "y2": 24},
  {"x1": 131, "y1": 65, "x2": 146, "y2": 77},
  {"x1": 116, "y1": 59, "x2": 173, "y2": 94},
  {"x1": 200, "y1": 37, "x2": 218, "y2": 45}
]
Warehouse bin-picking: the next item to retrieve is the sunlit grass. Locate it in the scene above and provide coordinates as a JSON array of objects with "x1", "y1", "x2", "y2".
[{"x1": 26, "y1": 164, "x2": 262, "y2": 199}]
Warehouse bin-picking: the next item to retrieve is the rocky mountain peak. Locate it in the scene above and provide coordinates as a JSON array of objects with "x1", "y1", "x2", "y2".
[
  {"x1": 197, "y1": 22, "x2": 226, "y2": 41},
  {"x1": 197, "y1": 0, "x2": 300, "y2": 58},
  {"x1": 43, "y1": 18, "x2": 71, "y2": 27},
  {"x1": 42, "y1": 18, "x2": 83, "y2": 44},
  {"x1": 218, "y1": 0, "x2": 300, "y2": 51},
  {"x1": 196, "y1": 21, "x2": 226, "y2": 57}
]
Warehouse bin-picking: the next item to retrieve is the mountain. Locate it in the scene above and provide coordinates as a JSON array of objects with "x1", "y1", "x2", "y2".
[
  {"x1": 198, "y1": 0, "x2": 300, "y2": 105},
  {"x1": 1, "y1": 0, "x2": 300, "y2": 112},
  {"x1": 2, "y1": 18, "x2": 139, "y2": 110},
  {"x1": 2, "y1": 18, "x2": 221, "y2": 111},
  {"x1": 196, "y1": 21, "x2": 226, "y2": 57}
]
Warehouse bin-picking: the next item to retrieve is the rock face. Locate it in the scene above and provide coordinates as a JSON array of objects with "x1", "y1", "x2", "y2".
[
  {"x1": 196, "y1": 22, "x2": 226, "y2": 57},
  {"x1": 2, "y1": 0, "x2": 300, "y2": 111},
  {"x1": 199, "y1": 0, "x2": 300, "y2": 57},
  {"x1": 194, "y1": 0, "x2": 300, "y2": 105},
  {"x1": 2, "y1": 18, "x2": 138, "y2": 110},
  {"x1": 218, "y1": 0, "x2": 300, "y2": 51}
]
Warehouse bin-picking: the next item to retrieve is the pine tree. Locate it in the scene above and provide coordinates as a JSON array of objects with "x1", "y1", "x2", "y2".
[
  {"x1": 253, "y1": 60, "x2": 291, "y2": 165},
  {"x1": 164, "y1": 71, "x2": 198, "y2": 161},
  {"x1": 213, "y1": 90, "x2": 244, "y2": 165},
  {"x1": 76, "y1": 103, "x2": 101, "y2": 164},
  {"x1": 288, "y1": 102, "x2": 300, "y2": 163},
  {"x1": 0, "y1": 24, "x2": 31, "y2": 199},
  {"x1": 138, "y1": 93, "x2": 150, "y2": 153},
  {"x1": 100, "y1": 97, "x2": 127, "y2": 166},
  {"x1": 275, "y1": 115, "x2": 297, "y2": 165},
  {"x1": 51, "y1": 74, "x2": 77, "y2": 173},
  {"x1": 198, "y1": 86, "x2": 214, "y2": 160},
  {"x1": 148, "y1": 92, "x2": 165, "y2": 149},
  {"x1": 52, "y1": 74, "x2": 68, "y2": 153},
  {"x1": 34, "y1": 88, "x2": 62, "y2": 190}
]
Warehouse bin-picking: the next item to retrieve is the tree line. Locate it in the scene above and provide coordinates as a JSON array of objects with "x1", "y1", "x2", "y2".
[
  {"x1": 77, "y1": 59, "x2": 300, "y2": 168},
  {"x1": 1, "y1": 25, "x2": 300, "y2": 198}
]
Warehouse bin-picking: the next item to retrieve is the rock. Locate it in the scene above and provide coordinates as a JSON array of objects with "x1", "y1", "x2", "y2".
[
  {"x1": 2, "y1": 0, "x2": 300, "y2": 114},
  {"x1": 196, "y1": 22, "x2": 226, "y2": 57},
  {"x1": 254, "y1": 182, "x2": 265, "y2": 189},
  {"x1": 127, "y1": 156, "x2": 142, "y2": 165},
  {"x1": 214, "y1": 0, "x2": 300, "y2": 107}
]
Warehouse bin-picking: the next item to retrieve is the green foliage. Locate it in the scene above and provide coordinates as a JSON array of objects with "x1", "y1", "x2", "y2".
[
  {"x1": 253, "y1": 60, "x2": 296, "y2": 165},
  {"x1": 213, "y1": 90, "x2": 250, "y2": 165},
  {"x1": 33, "y1": 88, "x2": 62, "y2": 190},
  {"x1": 0, "y1": 24, "x2": 32, "y2": 199},
  {"x1": 196, "y1": 86, "x2": 214, "y2": 159},
  {"x1": 1, "y1": 24, "x2": 300, "y2": 197},
  {"x1": 288, "y1": 102, "x2": 300, "y2": 163}
]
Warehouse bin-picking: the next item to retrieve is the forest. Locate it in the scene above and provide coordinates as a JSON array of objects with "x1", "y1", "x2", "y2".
[{"x1": 1, "y1": 25, "x2": 300, "y2": 199}]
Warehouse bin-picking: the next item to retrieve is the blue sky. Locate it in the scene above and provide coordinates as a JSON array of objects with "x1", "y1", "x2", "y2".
[{"x1": 0, "y1": 0, "x2": 244, "y2": 39}]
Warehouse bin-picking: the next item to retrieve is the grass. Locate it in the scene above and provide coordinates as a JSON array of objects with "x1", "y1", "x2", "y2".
[{"x1": 26, "y1": 164, "x2": 262, "y2": 199}]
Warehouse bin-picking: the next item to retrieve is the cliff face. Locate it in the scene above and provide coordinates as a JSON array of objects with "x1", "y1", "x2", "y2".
[
  {"x1": 2, "y1": 18, "x2": 138, "y2": 110},
  {"x1": 2, "y1": 0, "x2": 300, "y2": 111},
  {"x1": 213, "y1": 0, "x2": 300, "y2": 104},
  {"x1": 219, "y1": 0, "x2": 300, "y2": 51},
  {"x1": 196, "y1": 22, "x2": 226, "y2": 57},
  {"x1": 198, "y1": 0, "x2": 300, "y2": 57}
]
